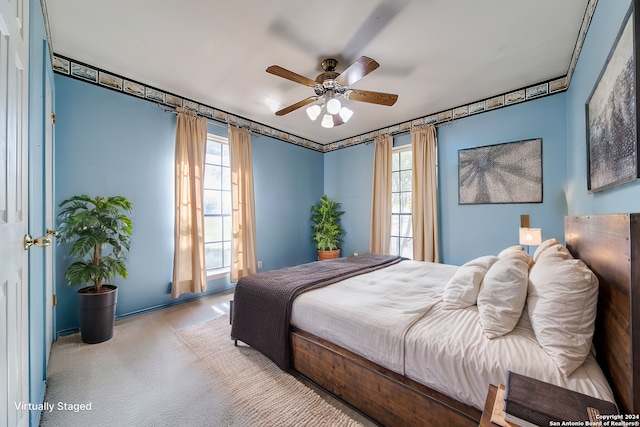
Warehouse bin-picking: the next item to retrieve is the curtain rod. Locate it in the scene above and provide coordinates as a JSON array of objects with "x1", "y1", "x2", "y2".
[
  {"x1": 363, "y1": 121, "x2": 451, "y2": 145},
  {"x1": 157, "y1": 103, "x2": 243, "y2": 131}
]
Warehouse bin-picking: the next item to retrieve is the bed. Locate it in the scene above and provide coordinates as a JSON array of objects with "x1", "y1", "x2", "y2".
[{"x1": 230, "y1": 214, "x2": 640, "y2": 426}]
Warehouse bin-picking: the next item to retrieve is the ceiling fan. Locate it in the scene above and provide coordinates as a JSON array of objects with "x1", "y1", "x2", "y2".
[{"x1": 266, "y1": 56, "x2": 398, "y2": 127}]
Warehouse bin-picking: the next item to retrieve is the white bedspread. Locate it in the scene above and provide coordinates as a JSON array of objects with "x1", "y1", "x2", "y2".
[
  {"x1": 290, "y1": 259, "x2": 615, "y2": 410},
  {"x1": 291, "y1": 260, "x2": 456, "y2": 373},
  {"x1": 404, "y1": 303, "x2": 614, "y2": 409}
]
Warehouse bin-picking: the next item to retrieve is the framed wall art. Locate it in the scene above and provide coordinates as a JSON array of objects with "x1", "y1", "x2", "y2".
[
  {"x1": 586, "y1": 2, "x2": 639, "y2": 192},
  {"x1": 458, "y1": 138, "x2": 543, "y2": 204}
]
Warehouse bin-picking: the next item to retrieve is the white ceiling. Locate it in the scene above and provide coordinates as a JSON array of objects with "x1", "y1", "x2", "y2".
[{"x1": 45, "y1": 0, "x2": 589, "y2": 146}]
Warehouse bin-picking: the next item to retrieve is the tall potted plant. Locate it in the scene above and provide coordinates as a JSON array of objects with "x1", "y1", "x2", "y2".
[
  {"x1": 310, "y1": 194, "x2": 346, "y2": 260},
  {"x1": 56, "y1": 195, "x2": 133, "y2": 343}
]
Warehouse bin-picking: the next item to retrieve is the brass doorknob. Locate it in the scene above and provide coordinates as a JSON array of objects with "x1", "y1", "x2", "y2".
[{"x1": 24, "y1": 229, "x2": 56, "y2": 250}]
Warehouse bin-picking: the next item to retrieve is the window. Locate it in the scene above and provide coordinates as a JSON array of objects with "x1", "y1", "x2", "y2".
[
  {"x1": 204, "y1": 134, "x2": 231, "y2": 273},
  {"x1": 390, "y1": 145, "x2": 413, "y2": 258}
]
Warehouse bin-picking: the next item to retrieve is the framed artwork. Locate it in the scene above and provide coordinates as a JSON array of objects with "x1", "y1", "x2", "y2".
[
  {"x1": 586, "y1": 2, "x2": 638, "y2": 192},
  {"x1": 458, "y1": 138, "x2": 542, "y2": 204}
]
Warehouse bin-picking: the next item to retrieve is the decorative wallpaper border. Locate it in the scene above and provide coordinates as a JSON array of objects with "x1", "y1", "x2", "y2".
[
  {"x1": 324, "y1": 77, "x2": 567, "y2": 151},
  {"x1": 51, "y1": 0, "x2": 596, "y2": 153},
  {"x1": 566, "y1": 0, "x2": 599, "y2": 84},
  {"x1": 52, "y1": 54, "x2": 326, "y2": 153}
]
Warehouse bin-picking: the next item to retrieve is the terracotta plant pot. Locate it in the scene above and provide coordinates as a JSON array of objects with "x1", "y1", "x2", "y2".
[{"x1": 318, "y1": 249, "x2": 340, "y2": 261}]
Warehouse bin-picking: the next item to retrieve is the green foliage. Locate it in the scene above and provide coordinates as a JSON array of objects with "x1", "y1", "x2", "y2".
[
  {"x1": 310, "y1": 195, "x2": 345, "y2": 251},
  {"x1": 57, "y1": 195, "x2": 133, "y2": 292}
]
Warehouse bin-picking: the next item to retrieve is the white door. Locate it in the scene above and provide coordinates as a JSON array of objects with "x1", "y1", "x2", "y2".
[{"x1": 0, "y1": 0, "x2": 30, "y2": 425}]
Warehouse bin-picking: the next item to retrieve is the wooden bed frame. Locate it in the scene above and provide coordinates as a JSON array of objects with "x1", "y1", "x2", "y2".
[{"x1": 289, "y1": 214, "x2": 640, "y2": 426}]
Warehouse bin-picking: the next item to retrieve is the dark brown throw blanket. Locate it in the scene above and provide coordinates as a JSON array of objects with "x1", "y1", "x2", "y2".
[{"x1": 230, "y1": 254, "x2": 404, "y2": 370}]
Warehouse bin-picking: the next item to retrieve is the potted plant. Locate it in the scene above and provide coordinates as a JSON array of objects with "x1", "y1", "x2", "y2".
[
  {"x1": 56, "y1": 195, "x2": 133, "y2": 343},
  {"x1": 310, "y1": 194, "x2": 346, "y2": 260}
]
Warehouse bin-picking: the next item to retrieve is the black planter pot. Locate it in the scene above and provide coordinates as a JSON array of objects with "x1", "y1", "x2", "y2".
[{"x1": 77, "y1": 285, "x2": 118, "y2": 344}]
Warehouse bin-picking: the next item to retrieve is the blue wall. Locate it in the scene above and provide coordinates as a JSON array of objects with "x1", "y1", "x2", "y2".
[
  {"x1": 323, "y1": 94, "x2": 568, "y2": 265},
  {"x1": 53, "y1": 75, "x2": 323, "y2": 333},
  {"x1": 252, "y1": 134, "x2": 324, "y2": 269},
  {"x1": 323, "y1": 143, "x2": 375, "y2": 258},
  {"x1": 566, "y1": 0, "x2": 640, "y2": 214},
  {"x1": 438, "y1": 94, "x2": 568, "y2": 265}
]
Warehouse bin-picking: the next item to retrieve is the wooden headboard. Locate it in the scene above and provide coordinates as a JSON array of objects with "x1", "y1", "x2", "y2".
[{"x1": 565, "y1": 214, "x2": 640, "y2": 414}]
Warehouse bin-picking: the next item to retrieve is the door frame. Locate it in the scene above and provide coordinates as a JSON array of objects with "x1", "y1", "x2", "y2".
[{"x1": 44, "y1": 52, "x2": 56, "y2": 364}]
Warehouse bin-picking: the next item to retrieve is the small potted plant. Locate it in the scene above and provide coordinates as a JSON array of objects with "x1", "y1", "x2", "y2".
[
  {"x1": 310, "y1": 194, "x2": 346, "y2": 260},
  {"x1": 56, "y1": 195, "x2": 133, "y2": 343}
]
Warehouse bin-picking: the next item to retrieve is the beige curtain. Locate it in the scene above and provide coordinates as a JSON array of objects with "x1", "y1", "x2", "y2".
[
  {"x1": 172, "y1": 109, "x2": 208, "y2": 298},
  {"x1": 370, "y1": 134, "x2": 393, "y2": 254},
  {"x1": 228, "y1": 126, "x2": 258, "y2": 282},
  {"x1": 411, "y1": 125, "x2": 439, "y2": 262}
]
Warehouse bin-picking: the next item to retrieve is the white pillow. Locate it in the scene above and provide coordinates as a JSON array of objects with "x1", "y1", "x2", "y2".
[
  {"x1": 477, "y1": 252, "x2": 530, "y2": 338},
  {"x1": 443, "y1": 256, "x2": 498, "y2": 309},
  {"x1": 528, "y1": 249, "x2": 598, "y2": 377},
  {"x1": 532, "y1": 238, "x2": 560, "y2": 263},
  {"x1": 499, "y1": 245, "x2": 534, "y2": 268},
  {"x1": 535, "y1": 242, "x2": 572, "y2": 263},
  {"x1": 498, "y1": 245, "x2": 525, "y2": 258}
]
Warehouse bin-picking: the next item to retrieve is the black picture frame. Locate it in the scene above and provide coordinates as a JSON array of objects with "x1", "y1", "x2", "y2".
[
  {"x1": 458, "y1": 138, "x2": 543, "y2": 205},
  {"x1": 585, "y1": 1, "x2": 639, "y2": 193}
]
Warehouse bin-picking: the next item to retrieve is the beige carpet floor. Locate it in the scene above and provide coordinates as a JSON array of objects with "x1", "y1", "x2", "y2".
[{"x1": 40, "y1": 313, "x2": 366, "y2": 426}]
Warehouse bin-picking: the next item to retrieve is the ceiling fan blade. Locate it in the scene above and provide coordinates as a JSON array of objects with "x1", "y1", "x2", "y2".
[
  {"x1": 335, "y1": 56, "x2": 380, "y2": 87},
  {"x1": 275, "y1": 96, "x2": 318, "y2": 116},
  {"x1": 346, "y1": 89, "x2": 398, "y2": 106},
  {"x1": 266, "y1": 65, "x2": 318, "y2": 87}
]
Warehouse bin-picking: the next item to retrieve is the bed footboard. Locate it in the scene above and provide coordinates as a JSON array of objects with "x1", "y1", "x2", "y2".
[{"x1": 290, "y1": 328, "x2": 481, "y2": 427}]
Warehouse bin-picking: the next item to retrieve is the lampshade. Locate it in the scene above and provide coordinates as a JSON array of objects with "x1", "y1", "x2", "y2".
[
  {"x1": 308, "y1": 97, "x2": 354, "y2": 127},
  {"x1": 339, "y1": 106, "x2": 353, "y2": 122},
  {"x1": 306, "y1": 104, "x2": 321, "y2": 121},
  {"x1": 519, "y1": 227, "x2": 542, "y2": 246},
  {"x1": 321, "y1": 113, "x2": 334, "y2": 128},
  {"x1": 326, "y1": 98, "x2": 342, "y2": 115}
]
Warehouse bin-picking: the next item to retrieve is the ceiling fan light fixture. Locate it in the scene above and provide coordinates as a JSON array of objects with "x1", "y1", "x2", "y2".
[
  {"x1": 321, "y1": 113, "x2": 334, "y2": 128},
  {"x1": 306, "y1": 104, "x2": 322, "y2": 121},
  {"x1": 339, "y1": 106, "x2": 353, "y2": 123},
  {"x1": 267, "y1": 56, "x2": 398, "y2": 128},
  {"x1": 326, "y1": 98, "x2": 342, "y2": 115}
]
